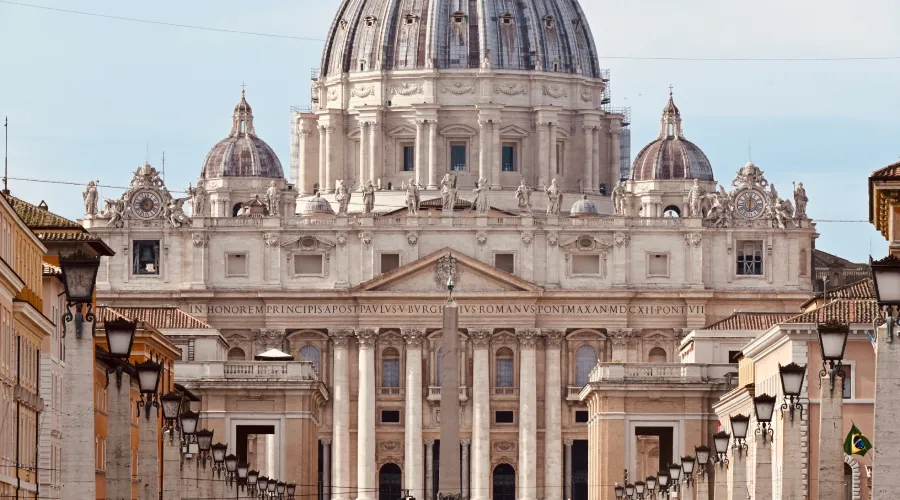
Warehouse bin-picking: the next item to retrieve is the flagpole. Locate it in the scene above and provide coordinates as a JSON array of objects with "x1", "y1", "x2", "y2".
[{"x1": 3, "y1": 116, "x2": 8, "y2": 194}]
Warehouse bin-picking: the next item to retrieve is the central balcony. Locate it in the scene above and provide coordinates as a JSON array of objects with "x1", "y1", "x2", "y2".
[{"x1": 426, "y1": 385, "x2": 469, "y2": 405}]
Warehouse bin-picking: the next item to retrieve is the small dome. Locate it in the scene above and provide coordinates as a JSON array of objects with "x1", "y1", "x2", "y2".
[
  {"x1": 631, "y1": 92, "x2": 713, "y2": 182},
  {"x1": 200, "y1": 90, "x2": 284, "y2": 180},
  {"x1": 302, "y1": 193, "x2": 335, "y2": 217},
  {"x1": 569, "y1": 195, "x2": 599, "y2": 217}
]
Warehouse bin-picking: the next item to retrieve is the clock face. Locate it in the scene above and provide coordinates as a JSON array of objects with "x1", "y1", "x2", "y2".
[
  {"x1": 132, "y1": 190, "x2": 163, "y2": 219},
  {"x1": 735, "y1": 189, "x2": 765, "y2": 219}
]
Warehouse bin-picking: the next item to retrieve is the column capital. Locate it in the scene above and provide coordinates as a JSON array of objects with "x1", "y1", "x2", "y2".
[
  {"x1": 330, "y1": 329, "x2": 355, "y2": 349},
  {"x1": 429, "y1": 119, "x2": 439, "y2": 128},
  {"x1": 402, "y1": 328, "x2": 425, "y2": 349},
  {"x1": 582, "y1": 124, "x2": 596, "y2": 132},
  {"x1": 517, "y1": 328, "x2": 541, "y2": 349},
  {"x1": 543, "y1": 329, "x2": 565, "y2": 348},
  {"x1": 563, "y1": 439, "x2": 574, "y2": 447},
  {"x1": 461, "y1": 438, "x2": 471, "y2": 447},
  {"x1": 356, "y1": 328, "x2": 378, "y2": 349},
  {"x1": 478, "y1": 119, "x2": 490, "y2": 128},
  {"x1": 468, "y1": 328, "x2": 492, "y2": 349},
  {"x1": 608, "y1": 328, "x2": 633, "y2": 347},
  {"x1": 321, "y1": 438, "x2": 332, "y2": 445},
  {"x1": 425, "y1": 439, "x2": 436, "y2": 446}
]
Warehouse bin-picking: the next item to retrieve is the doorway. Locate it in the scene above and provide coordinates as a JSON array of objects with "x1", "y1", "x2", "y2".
[
  {"x1": 492, "y1": 464, "x2": 516, "y2": 500},
  {"x1": 379, "y1": 463, "x2": 402, "y2": 500},
  {"x1": 634, "y1": 427, "x2": 673, "y2": 475},
  {"x1": 572, "y1": 440, "x2": 588, "y2": 500}
]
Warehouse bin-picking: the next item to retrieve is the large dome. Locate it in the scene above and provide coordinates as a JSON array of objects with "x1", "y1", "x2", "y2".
[
  {"x1": 320, "y1": 0, "x2": 601, "y2": 78},
  {"x1": 631, "y1": 93, "x2": 714, "y2": 182},
  {"x1": 200, "y1": 91, "x2": 284, "y2": 180}
]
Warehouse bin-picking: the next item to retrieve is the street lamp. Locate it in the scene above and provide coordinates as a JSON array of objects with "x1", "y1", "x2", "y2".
[
  {"x1": 135, "y1": 359, "x2": 161, "y2": 418},
  {"x1": 286, "y1": 483, "x2": 296, "y2": 500},
  {"x1": 681, "y1": 455, "x2": 696, "y2": 487},
  {"x1": 614, "y1": 484, "x2": 625, "y2": 499},
  {"x1": 657, "y1": 471, "x2": 670, "y2": 498},
  {"x1": 211, "y1": 443, "x2": 228, "y2": 478},
  {"x1": 817, "y1": 320, "x2": 850, "y2": 391},
  {"x1": 713, "y1": 431, "x2": 730, "y2": 467},
  {"x1": 634, "y1": 480, "x2": 645, "y2": 500},
  {"x1": 695, "y1": 445, "x2": 710, "y2": 478},
  {"x1": 753, "y1": 393, "x2": 777, "y2": 443},
  {"x1": 625, "y1": 483, "x2": 635, "y2": 498},
  {"x1": 267, "y1": 479, "x2": 277, "y2": 497},
  {"x1": 102, "y1": 318, "x2": 137, "y2": 388},
  {"x1": 180, "y1": 410, "x2": 199, "y2": 443},
  {"x1": 277, "y1": 481, "x2": 286, "y2": 499},
  {"x1": 645, "y1": 476, "x2": 656, "y2": 497},
  {"x1": 224, "y1": 453, "x2": 238, "y2": 486},
  {"x1": 668, "y1": 463, "x2": 681, "y2": 492},
  {"x1": 779, "y1": 363, "x2": 807, "y2": 422},
  {"x1": 870, "y1": 254, "x2": 900, "y2": 341},
  {"x1": 238, "y1": 462, "x2": 249, "y2": 494},
  {"x1": 258, "y1": 476, "x2": 269, "y2": 497},
  {"x1": 247, "y1": 470, "x2": 259, "y2": 496},
  {"x1": 730, "y1": 414, "x2": 750, "y2": 457},
  {"x1": 58, "y1": 249, "x2": 101, "y2": 337}
]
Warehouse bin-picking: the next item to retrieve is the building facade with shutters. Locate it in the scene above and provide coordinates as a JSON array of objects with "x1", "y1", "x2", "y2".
[{"x1": 77, "y1": 0, "x2": 822, "y2": 499}]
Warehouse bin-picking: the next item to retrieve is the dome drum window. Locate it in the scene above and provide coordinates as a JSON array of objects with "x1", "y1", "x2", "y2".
[
  {"x1": 500, "y1": 13, "x2": 514, "y2": 25},
  {"x1": 452, "y1": 12, "x2": 466, "y2": 24},
  {"x1": 365, "y1": 16, "x2": 377, "y2": 27},
  {"x1": 404, "y1": 14, "x2": 418, "y2": 25},
  {"x1": 543, "y1": 15, "x2": 556, "y2": 29}
]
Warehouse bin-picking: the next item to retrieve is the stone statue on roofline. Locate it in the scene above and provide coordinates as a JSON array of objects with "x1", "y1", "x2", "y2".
[
  {"x1": 362, "y1": 180, "x2": 375, "y2": 215},
  {"x1": 335, "y1": 180, "x2": 352, "y2": 215},
  {"x1": 440, "y1": 174, "x2": 458, "y2": 213},
  {"x1": 687, "y1": 179, "x2": 705, "y2": 217},
  {"x1": 611, "y1": 182, "x2": 627, "y2": 216},
  {"x1": 471, "y1": 178, "x2": 490, "y2": 215},
  {"x1": 514, "y1": 179, "x2": 532, "y2": 215},
  {"x1": 545, "y1": 178, "x2": 562, "y2": 215},
  {"x1": 83, "y1": 181, "x2": 98, "y2": 218},
  {"x1": 406, "y1": 180, "x2": 420, "y2": 215},
  {"x1": 794, "y1": 182, "x2": 808, "y2": 219},
  {"x1": 265, "y1": 180, "x2": 280, "y2": 216}
]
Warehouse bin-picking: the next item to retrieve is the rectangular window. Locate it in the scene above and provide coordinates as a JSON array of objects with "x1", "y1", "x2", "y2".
[
  {"x1": 728, "y1": 350, "x2": 742, "y2": 363},
  {"x1": 381, "y1": 410, "x2": 401, "y2": 423},
  {"x1": 132, "y1": 240, "x2": 160, "y2": 275},
  {"x1": 382, "y1": 359, "x2": 400, "y2": 387},
  {"x1": 380, "y1": 253, "x2": 401, "y2": 274},
  {"x1": 496, "y1": 359, "x2": 514, "y2": 387},
  {"x1": 556, "y1": 143, "x2": 563, "y2": 174},
  {"x1": 402, "y1": 145, "x2": 415, "y2": 172},
  {"x1": 736, "y1": 241, "x2": 763, "y2": 276},
  {"x1": 841, "y1": 366, "x2": 853, "y2": 399},
  {"x1": 294, "y1": 254, "x2": 324, "y2": 276},
  {"x1": 572, "y1": 255, "x2": 601, "y2": 276},
  {"x1": 225, "y1": 253, "x2": 248, "y2": 277},
  {"x1": 575, "y1": 411, "x2": 589, "y2": 423},
  {"x1": 648, "y1": 253, "x2": 669, "y2": 277},
  {"x1": 494, "y1": 253, "x2": 515, "y2": 274},
  {"x1": 450, "y1": 143, "x2": 467, "y2": 171},
  {"x1": 495, "y1": 410, "x2": 514, "y2": 424},
  {"x1": 502, "y1": 144, "x2": 516, "y2": 172}
]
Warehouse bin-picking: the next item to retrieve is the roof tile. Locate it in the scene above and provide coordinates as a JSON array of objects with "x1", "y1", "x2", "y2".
[
  {"x1": 3, "y1": 194, "x2": 83, "y2": 230},
  {"x1": 702, "y1": 312, "x2": 797, "y2": 331},
  {"x1": 786, "y1": 299, "x2": 878, "y2": 324},
  {"x1": 98, "y1": 306, "x2": 213, "y2": 330}
]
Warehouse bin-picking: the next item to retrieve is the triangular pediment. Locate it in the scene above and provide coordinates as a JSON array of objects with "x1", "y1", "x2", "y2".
[{"x1": 354, "y1": 248, "x2": 541, "y2": 293}]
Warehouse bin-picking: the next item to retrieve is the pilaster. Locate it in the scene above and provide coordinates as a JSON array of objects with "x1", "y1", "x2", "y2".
[
  {"x1": 161, "y1": 431, "x2": 182, "y2": 500},
  {"x1": 331, "y1": 329, "x2": 353, "y2": 500},
  {"x1": 402, "y1": 328, "x2": 425, "y2": 497},
  {"x1": 754, "y1": 430, "x2": 773, "y2": 500},
  {"x1": 544, "y1": 329, "x2": 565, "y2": 500},
  {"x1": 517, "y1": 328, "x2": 540, "y2": 500},
  {"x1": 469, "y1": 328, "x2": 492, "y2": 500},
  {"x1": 356, "y1": 328, "x2": 378, "y2": 500},
  {"x1": 873, "y1": 324, "x2": 900, "y2": 498}
]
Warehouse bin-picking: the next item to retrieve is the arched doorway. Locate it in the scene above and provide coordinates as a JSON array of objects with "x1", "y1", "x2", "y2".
[
  {"x1": 379, "y1": 463, "x2": 401, "y2": 500},
  {"x1": 492, "y1": 464, "x2": 516, "y2": 500}
]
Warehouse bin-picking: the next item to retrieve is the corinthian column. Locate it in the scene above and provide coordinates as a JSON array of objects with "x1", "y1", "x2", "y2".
[
  {"x1": 469, "y1": 328, "x2": 492, "y2": 500},
  {"x1": 318, "y1": 125, "x2": 327, "y2": 193},
  {"x1": 549, "y1": 123, "x2": 558, "y2": 182},
  {"x1": 357, "y1": 328, "x2": 379, "y2": 500},
  {"x1": 609, "y1": 124, "x2": 622, "y2": 192},
  {"x1": 403, "y1": 328, "x2": 425, "y2": 497},
  {"x1": 491, "y1": 119, "x2": 501, "y2": 189},
  {"x1": 358, "y1": 121, "x2": 369, "y2": 186},
  {"x1": 461, "y1": 439, "x2": 471, "y2": 498},
  {"x1": 582, "y1": 125, "x2": 594, "y2": 194},
  {"x1": 592, "y1": 126, "x2": 602, "y2": 192},
  {"x1": 298, "y1": 125, "x2": 312, "y2": 195},
  {"x1": 330, "y1": 329, "x2": 354, "y2": 500},
  {"x1": 544, "y1": 329, "x2": 565, "y2": 500},
  {"x1": 425, "y1": 439, "x2": 435, "y2": 500},
  {"x1": 415, "y1": 120, "x2": 426, "y2": 187},
  {"x1": 369, "y1": 119, "x2": 379, "y2": 186},
  {"x1": 428, "y1": 120, "x2": 438, "y2": 190},
  {"x1": 478, "y1": 119, "x2": 489, "y2": 186},
  {"x1": 564, "y1": 440, "x2": 574, "y2": 500},
  {"x1": 325, "y1": 125, "x2": 336, "y2": 193},
  {"x1": 536, "y1": 121, "x2": 548, "y2": 188},
  {"x1": 518, "y1": 328, "x2": 540, "y2": 500}
]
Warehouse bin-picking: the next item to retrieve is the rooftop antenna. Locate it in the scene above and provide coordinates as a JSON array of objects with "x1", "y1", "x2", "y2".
[
  {"x1": 145, "y1": 142, "x2": 149, "y2": 164},
  {"x1": 2, "y1": 116, "x2": 7, "y2": 194},
  {"x1": 162, "y1": 151, "x2": 165, "y2": 181},
  {"x1": 748, "y1": 141, "x2": 753, "y2": 162},
  {"x1": 822, "y1": 275, "x2": 829, "y2": 304}
]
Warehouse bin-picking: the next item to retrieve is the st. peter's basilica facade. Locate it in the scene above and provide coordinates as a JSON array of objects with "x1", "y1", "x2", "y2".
[{"x1": 80, "y1": 1, "x2": 817, "y2": 500}]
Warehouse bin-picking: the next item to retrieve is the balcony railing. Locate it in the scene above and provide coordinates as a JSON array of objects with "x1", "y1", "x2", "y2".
[
  {"x1": 566, "y1": 386, "x2": 584, "y2": 401},
  {"x1": 379, "y1": 386, "x2": 404, "y2": 396},
  {"x1": 178, "y1": 361, "x2": 319, "y2": 381},
  {"x1": 587, "y1": 363, "x2": 736, "y2": 385},
  {"x1": 426, "y1": 385, "x2": 468, "y2": 403},
  {"x1": 492, "y1": 387, "x2": 519, "y2": 396}
]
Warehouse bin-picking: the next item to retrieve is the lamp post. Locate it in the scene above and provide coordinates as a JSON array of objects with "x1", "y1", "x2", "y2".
[
  {"x1": 817, "y1": 320, "x2": 850, "y2": 500},
  {"x1": 778, "y1": 363, "x2": 807, "y2": 422},
  {"x1": 625, "y1": 483, "x2": 635, "y2": 499},
  {"x1": 195, "y1": 429, "x2": 214, "y2": 468},
  {"x1": 267, "y1": 478, "x2": 277, "y2": 498},
  {"x1": 286, "y1": 483, "x2": 297, "y2": 500},
  {"x1": 645, "y1": 476, "x2": 656, "y2": 499},
  {"x1": 58, "y1": 249, "x2": 101, "y2": 338},
  {"x1": 135, "y1": 359, "x2": 161, "y2": 418},
  {"x1": 247, "y1": 470, "x2": 259, "y2": 497},
  {"x1": 657, "y1": 470, "x2": 670, "y2": 499},
  {"x1": 818, "y1": 320, "x2": 850, "y2": 390},
  {"x1": 102, "y1": 318, "x2": 137, "y2": 388},
  {"x1": 211, "y1": 443, "x2": 228, "y2": 478},
  {"x1": 634, "y1": 480, "x2": 645, "y2": 500},
  {"x1": 753, "y1": 394, "x2": 777, "y2": 443},
  {"x1": 224, "y1": 453, "x2": 238, "y2": 487},
  {"x1": 668, "y1": 463, "x2": 681, "y2": 494},
  {"x1": 695, "y1": 445, "x2": 710, "y2": 478},
  {"x1": 277, "y1": 481, "x2": 286, "y2": 499},
  {"x1": 615, "y1": 484, "x2": 625, "y2": 499},
  {"x1": 730, "y1": 414, "x2": 750, "y2": 457},
  {"x1": 870, "y1": 254, "x2": 900, "y2": 341},
  {"x1": 237, "y1": 462, "x2": 249, "y2": 499},
  {"x1": 680, "y1": 455, "x2": 696, "y2": 488},
  {"x1": 258, "y1": 476, "x2": 269, "y2": 498}
]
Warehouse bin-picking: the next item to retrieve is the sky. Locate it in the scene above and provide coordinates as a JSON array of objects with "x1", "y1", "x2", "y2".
[{"x1": 0, "y1": 0, "x2": 897, "y2": 262}]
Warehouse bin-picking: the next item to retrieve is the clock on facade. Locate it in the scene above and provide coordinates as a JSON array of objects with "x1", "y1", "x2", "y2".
[
  {"x1": 131, "y1": 190, "x2": 163, "y2": 219},
  {"x1": 735, "y1": 189, "x2": 765, "y2": 219}
]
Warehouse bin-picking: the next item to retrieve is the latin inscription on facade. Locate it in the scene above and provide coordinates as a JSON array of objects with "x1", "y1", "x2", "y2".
[{"x1": 187, "y1": 303, "x2": 705, "y2": 317}]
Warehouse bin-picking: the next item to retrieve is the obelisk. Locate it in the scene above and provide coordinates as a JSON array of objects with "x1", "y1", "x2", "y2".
[{"x1": 439, "y1": 255, "x2": 462, "y2": 500}]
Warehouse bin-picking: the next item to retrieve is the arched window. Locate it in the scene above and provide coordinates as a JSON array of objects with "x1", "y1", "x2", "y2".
[
  {"x1": 648, "y1": 347, "x2": 667, "y2": 363},
  {"x1": 382, "y1": 347, "x2": 400, "y2": 387},
  {"x1": 493, "y1": 464, "x2": 516, "y2": 500},
  {"x1": 228, "y1": 347, "x2": 246, "y2": 361},
  {"x1": 496, "y1": 347, "x2": 514, "y2": 387},
  {"x1": 298, "y1": 345, "x2": 320, "y2": 372},
  {"x1": 575, "y1": 345, "x2": 598, "y2": 387},
  {"x1": 663, "y1": 205, "x2": 681, "y2": 217}
]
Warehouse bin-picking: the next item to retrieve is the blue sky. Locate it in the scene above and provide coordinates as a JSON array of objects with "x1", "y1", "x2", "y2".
[{"x1": 0, "y1": 0, "x2": 896, "y2": 262}]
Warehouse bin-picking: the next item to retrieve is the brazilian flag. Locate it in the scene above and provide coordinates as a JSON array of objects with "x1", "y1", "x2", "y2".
[{"x1": 844, "y1": 423, "x2": 873, "y2": 456}]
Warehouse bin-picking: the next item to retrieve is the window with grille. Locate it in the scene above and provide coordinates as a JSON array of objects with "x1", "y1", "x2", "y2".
[
  {"x1": 502, "y1": 144, "x2": 516, "y2": 172},
  {"x1": 382, "y1": 348, "x2": 400, "y2": 387},
  {"x1": 575, "y1": 345, "x2": 597, "y2": 387},
  {"x1": 402, "y1": 145, "x2": 415, "y2": 171},
  {"x1": 496, "y1": 347, "x2": 514, "y2": 387},
  {"x1": 450, "y1": 143, "x2": 467, "y2": 171},
  {"x1": 736, "y1": 241, "x2": 763, "y2": 276}
]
